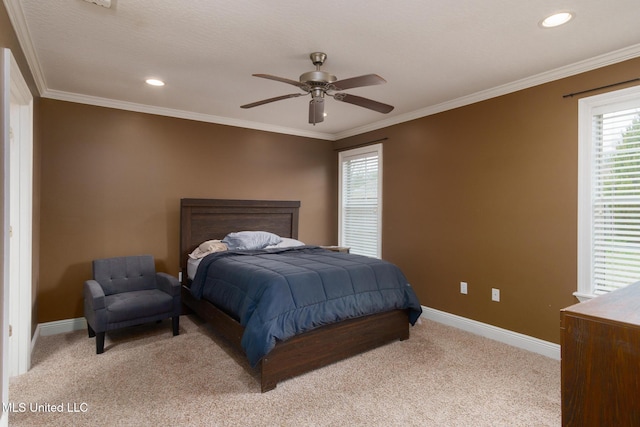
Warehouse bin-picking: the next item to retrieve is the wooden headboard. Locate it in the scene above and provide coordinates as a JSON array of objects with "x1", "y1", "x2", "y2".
[{"x1": 180, "y1": 198, "x2": 300, "y2": 282}]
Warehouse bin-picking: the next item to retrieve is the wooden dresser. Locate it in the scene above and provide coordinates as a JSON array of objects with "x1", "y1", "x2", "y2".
[{"x1": 560, "y1": 282, "x2": 640, "y2": 426}]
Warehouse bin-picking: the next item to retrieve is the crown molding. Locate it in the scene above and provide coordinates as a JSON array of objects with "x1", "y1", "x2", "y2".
[
  {"x1": 48, "y1": 39, "x2": 640, "y2": 143},
  {"x1": 335, "y1": 43, "x2": 640, "y2": 140},
  {"x1": 42, "y1": 89, "x2": 336, "y2": 141},
  {"x1": 6, "y1": 0, "x2": 640, "y2": 141},
  {"x1": 3, "y1": 0, "x2": 47, "y2": 95}
]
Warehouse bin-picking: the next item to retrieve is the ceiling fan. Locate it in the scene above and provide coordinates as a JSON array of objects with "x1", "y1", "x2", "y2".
[{"x1": 241, "y1": 52, "x2": 394, "y2": 125}]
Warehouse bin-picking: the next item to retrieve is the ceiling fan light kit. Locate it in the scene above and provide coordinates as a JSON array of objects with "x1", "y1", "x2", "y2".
[{"x1": 241, "y1": 52, "x2": 394, "y2": 125}]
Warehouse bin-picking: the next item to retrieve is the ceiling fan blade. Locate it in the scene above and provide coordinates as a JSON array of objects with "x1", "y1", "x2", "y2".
[
  {"x1": 253, "y1": 74, "x2": 308, "y2": 89},
  {"x1": 241, "y1": 93, "x2": 304, "y2": 109},
  {"x1": 309, "y1": 97, "x2": 325, "y2": 125},
  {"x1": 331, "y1": 74, "x2": 387, "y2": 91},
  {"x1": 333, "y1": 93, "x2": 394, "y2": 114}
]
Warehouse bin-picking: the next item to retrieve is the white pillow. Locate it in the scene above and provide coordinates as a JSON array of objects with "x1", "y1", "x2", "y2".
[{"x1": 188, "y1": 240, "x2": 228, "y2": 259}]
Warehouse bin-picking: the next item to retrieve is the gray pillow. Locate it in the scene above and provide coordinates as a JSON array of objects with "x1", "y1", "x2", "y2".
[
  {"x1": 266, "y1": 237, "x2": 306, "y2": 248},
  {"x1": 222, "y1": 231, "x2": 282, "y2": 250}
]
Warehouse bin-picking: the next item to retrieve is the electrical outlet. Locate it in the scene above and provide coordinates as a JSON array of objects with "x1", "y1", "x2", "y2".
[
  {"x1": 460, "y1": 281, "x2": 468, "y2": 294},
  {"x1": 491, "y1": 288, "x2": 500, "y2": 302}
]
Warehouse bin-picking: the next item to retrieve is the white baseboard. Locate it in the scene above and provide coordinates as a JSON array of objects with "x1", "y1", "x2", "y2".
[
  {"x1": 38, "y1": 317, "x2": 86, "y2": 337},
  {"x1": 31, "y1": 318, "x2": 87, "y2": 354},
  {"x1": 420, "y1": 306, "x2": 561, "y2": 360},
  {"x1": 31, "y1": 323, "x2": 40, "y2": 353},
  {"x1": 34, "y1": 311, "x2": 561, "y2": 361}
]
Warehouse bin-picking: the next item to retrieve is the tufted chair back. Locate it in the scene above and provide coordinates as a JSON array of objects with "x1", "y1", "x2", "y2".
[{"x1": 93, "y1": 255, "x2": 157, "y2": 295}]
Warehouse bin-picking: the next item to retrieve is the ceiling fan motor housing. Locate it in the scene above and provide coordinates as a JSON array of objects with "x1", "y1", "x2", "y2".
[
  {"x1": 299, "y1": 71, "x2": 337, "y2": 86},
  {"x1": 300, "y1": 52, "x2": 336, "y2": 87}
]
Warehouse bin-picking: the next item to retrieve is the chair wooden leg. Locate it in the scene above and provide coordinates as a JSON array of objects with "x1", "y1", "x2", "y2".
[
  {"x1": 96, "y1": 332, "x2": 105, "y2": 354},
  {"x1": 87, "y1": 323, "x2": 96, "y2": 338},
  {"x1": 172, "y1": 316, "x2": 179, "y2": 336}
]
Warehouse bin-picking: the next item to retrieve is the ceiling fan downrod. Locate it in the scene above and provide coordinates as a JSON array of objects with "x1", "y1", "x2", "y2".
[{"x1": 310, "y1": 52, "x2": 327, "y2": 67}]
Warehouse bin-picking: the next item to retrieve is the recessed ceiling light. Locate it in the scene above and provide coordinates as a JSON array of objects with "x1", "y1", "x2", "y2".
[
  {"x1": 145, "y1": 78, "x2": 165, "y2": 87},
  {"x1": 540, "y1": 12, "x2": 574, "y2": 28}
]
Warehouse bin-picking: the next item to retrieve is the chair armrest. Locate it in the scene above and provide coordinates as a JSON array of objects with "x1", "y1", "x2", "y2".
[
  {"x1": 156, "y1": 272, "x2": 181, "y2": 296},
  {"x1": 84, "y1": 280, "x2": 105, "y2": 310}
]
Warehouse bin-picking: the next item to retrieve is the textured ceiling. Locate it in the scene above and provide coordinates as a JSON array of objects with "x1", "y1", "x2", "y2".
[{"x1": 5, "y1": 0, "x2": 640, "y2": 140}]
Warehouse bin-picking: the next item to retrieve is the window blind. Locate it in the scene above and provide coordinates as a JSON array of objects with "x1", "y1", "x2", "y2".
[
  {"x1": 591, "y1": 107, "x2": 640, "y2": 293},
  {"x1": 340, "y1": 147, "x2": 381, "y2": 258}
]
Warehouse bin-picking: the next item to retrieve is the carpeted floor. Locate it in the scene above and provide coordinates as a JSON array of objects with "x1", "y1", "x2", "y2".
[{"x1": 8, "y1": 315, "x2": 560, "y2": 426}]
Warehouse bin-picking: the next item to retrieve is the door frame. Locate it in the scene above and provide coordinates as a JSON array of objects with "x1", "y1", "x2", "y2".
[
  {"x1": 1, "y1": 48, "x2": 33, "y2": 427},
  {"x1": 8, "y1": 48, "x2": 33, "y2": 377}
]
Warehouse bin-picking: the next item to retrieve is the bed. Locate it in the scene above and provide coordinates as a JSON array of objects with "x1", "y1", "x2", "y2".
[{"x1": 179, "y1": 198, "x2": 422, "y2": 392}]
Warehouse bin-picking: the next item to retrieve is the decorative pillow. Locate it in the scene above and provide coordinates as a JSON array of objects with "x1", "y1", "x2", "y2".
[
  {"x1": 222, "y1": 231, "x2": 282, "y2": 250},
  {"x1": 266, "y1": 237, "x2": 306, "y2": 248},
  {"x1": 189, "y1": 239, "x2": 228, "y2": 259}
]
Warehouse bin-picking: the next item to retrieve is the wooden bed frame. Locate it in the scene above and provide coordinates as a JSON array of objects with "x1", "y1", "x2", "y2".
[{"x1": 179, "y1": 198, "x2": 411, "y2": 392}]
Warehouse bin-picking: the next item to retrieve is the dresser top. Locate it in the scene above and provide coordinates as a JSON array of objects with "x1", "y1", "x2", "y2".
[{"x1": 561, "y1": 281, "x2": 640, "y2": 327}]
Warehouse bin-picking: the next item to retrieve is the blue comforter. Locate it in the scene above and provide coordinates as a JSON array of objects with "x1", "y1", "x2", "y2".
[{"x1": 190, "y1": 246, "x2": 422, "y2": 367}]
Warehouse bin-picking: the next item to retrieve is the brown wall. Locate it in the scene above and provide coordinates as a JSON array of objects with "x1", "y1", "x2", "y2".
[
  {"x1": 37, "y1": 100, "x2": 337, "y2": 322},
  {"x1": 5, "y1": 0, "x2": 640, "y2": 347},
  {"x1": 335, "y1": 57, "x2": 640, "y2": 344}
]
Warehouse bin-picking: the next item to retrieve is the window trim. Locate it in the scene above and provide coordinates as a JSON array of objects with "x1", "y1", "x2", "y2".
[
  {"x1": 577, "y1": 84, "x2": 640, "y2": 301},
  {"x1": 338, "y1": 143, "x2": 383, "y2": 258}
]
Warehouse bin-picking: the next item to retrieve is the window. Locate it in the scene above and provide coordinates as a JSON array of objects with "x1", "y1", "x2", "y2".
[
  {"x1": 577, "y1": 85, "x2": 640, "y2": 300},
  {"x1": 339, "y1": 144, "x2": 382, "y2": 258}
]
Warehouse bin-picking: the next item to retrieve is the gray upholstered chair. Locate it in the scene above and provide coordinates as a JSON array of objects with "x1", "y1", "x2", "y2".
[{"x1": 83, "y1": 255, "x2": 181, "y2": 354}]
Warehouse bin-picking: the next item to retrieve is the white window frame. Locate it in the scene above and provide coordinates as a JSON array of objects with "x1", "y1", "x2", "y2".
[
  {"x1": 577, "y1": 84, "x2": 640, "y2": 301},
  {"x1": 338, "y1": 144, "x2": 383, "y2": 258}
]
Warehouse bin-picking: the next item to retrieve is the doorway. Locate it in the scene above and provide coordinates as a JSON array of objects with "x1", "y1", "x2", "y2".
[{"x1": 2, "y1": 48, "x2": 34, "y2": 381}]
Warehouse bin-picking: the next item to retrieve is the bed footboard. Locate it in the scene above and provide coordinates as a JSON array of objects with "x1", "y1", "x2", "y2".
[
  {"x1": 183, "y1": 283, "x2": 410, "y2": 392},
  {"x1": 260, "y1": 309, "x2": 410, "y2": 392}
]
